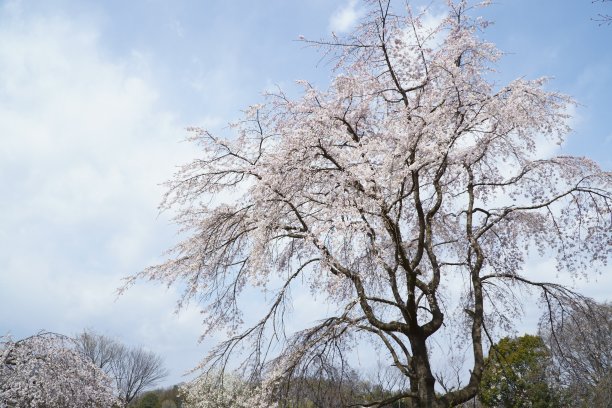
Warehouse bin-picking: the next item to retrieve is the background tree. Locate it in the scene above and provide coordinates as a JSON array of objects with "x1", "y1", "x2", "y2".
[
  {"x1": 182, "y1": 368, "x2": 410, "y2": 408},
  {"x1": 478, "y1": 335, "x2": 561, "y2": 408},
  {"x1": 77, "y1": 329, "x2": 124, "y2": 372},
  {"x1": 160, "y1": 399, "x2": 178, "y2": 408},
  {"x1": 131, "y1": 386, "x2": 182, "y2": 408},
  {"x1": 135, "y1": 392, "x2": 161, "y2": 408},
  {"x1": 539, "y1": 300, "x2": 612, "y2": 407},
  {"x1": 75, "y1": 330, "x2": 169, "y2": 406},
  {"x1": 113, "y1": 346, "x2": 169, "y2": 405},
  {"x1": 180, "y1": 371, "x2": 261, "y2": 408},
  {"x1": 279, "y1": 367, "x2": 364, "y2": 407},
  {"x1": 157, "y1": 386, "x2": 182, "y2": 408},
  {"x1": 127, "y1": 0, "x2": 612, "y2": 406},
  {"x1": 0, "y1": 332, "x2": 118, "y2": 408}
]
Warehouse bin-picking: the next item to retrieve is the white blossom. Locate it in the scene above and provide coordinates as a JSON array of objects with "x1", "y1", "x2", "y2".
[{"x1": 0, "y1": 332, "x2": 119, "y2": 408}]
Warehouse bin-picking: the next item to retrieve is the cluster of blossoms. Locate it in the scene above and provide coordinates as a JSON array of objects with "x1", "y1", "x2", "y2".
[
  {"x1": 0, "y1": 332, "x2": 118, "y2": 408},
  {"x1": 180, "y1": 371, "x2": 278, "y2": 408}
]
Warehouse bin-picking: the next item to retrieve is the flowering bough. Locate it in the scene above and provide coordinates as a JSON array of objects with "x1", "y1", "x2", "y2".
[
  {"x1": 127, "y1": 1, "x2": 612, "y2": 407},
  {"x1": 0, "y1": 332, "x2": 119, "y2": 408}
]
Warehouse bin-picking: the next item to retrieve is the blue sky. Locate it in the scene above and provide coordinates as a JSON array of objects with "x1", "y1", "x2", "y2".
[{"x1": 0, "y1": 0, "x2": 610, "y2": 388}]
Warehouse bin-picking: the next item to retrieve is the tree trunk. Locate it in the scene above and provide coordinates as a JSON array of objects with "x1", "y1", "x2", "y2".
[{"x1": 411, "y1": 336, "x2": 442, "y2": 408}]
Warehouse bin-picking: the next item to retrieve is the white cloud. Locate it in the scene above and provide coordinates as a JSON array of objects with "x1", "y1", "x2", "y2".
[
  {"x1": 329, "y1": 0, "x2": 362, "y2": 34},
  {"x1": 0, "y1": 3, "x2": 202, "y2": 385}
]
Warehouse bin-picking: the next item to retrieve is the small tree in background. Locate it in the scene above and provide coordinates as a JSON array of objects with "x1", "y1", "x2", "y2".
[
  {"x1": 479, "y1": 335, "x2": 561, "y2": 408},
  {"x1": 77, "y1": 329, "x2": 124, "y2": 373},
  {"x1": 136, "y1": 392, "x2": 161, "y2": 408},
  {"x1": 161, "y1": 399, "x2": 178, "y2": 408},
  {"x1": 0, "y1": 332, "x2": 118, "y2": 408},
  {"x1": 180, "y1": 371, "x2": 263, "y2": 408},
  {"x1": 75, "y1": 330, "x2": 169, "y2": 406},
  {"x1": 540, "y1": 300, "x2": 612, "y2": 407},
  {"x1": 131, "y1": 386, "x2": 183, "y2": 408}
]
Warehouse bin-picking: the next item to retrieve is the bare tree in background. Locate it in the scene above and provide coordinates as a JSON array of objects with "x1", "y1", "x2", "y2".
[
  {"x1": 540, "y1": 300, "x2": 612, "y2": 406},
  {"x1": 76, "y1": 331, "x2": 169, "y2": 406},
  {"x1": 77, "y1": 329, "x2": 124, "y2": 372},
  {"x1": 114, "y1": 346, "x2": 169, "y2": 405}
]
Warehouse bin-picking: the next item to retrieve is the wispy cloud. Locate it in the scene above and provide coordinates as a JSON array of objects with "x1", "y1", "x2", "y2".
[
  {"x1": 329, "y1": 0, "x2": 363, "y2": 34},
  {"x1": 168, "y1": 18, "x2": 185, "y2": 38}
]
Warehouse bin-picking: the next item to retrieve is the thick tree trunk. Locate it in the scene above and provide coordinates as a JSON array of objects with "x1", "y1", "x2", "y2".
[
  {"x1": 411, "y1": 336, "x2": 443, "y2": 408},
  {"x1": 417, "y1": 374, "x2": 438, "y2": 408}
]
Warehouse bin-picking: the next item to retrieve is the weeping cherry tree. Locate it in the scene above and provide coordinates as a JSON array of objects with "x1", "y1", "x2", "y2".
[{"x1": 126, "y1": 1, "x2": 612, "y2": 406}]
